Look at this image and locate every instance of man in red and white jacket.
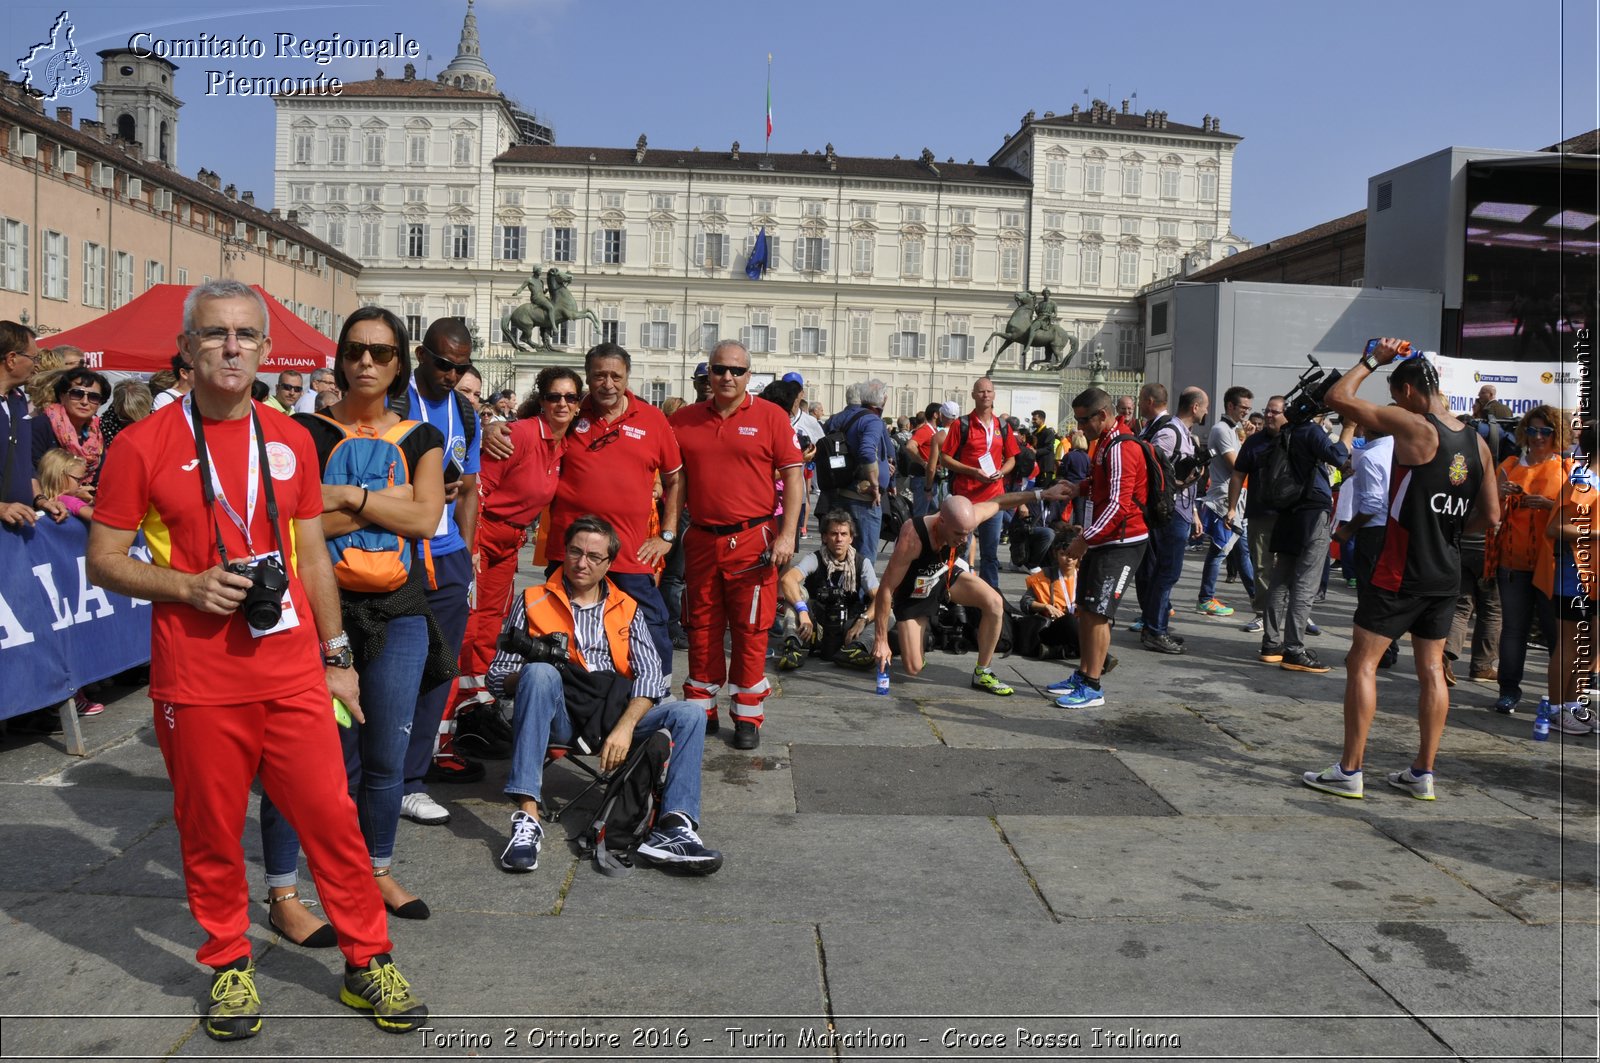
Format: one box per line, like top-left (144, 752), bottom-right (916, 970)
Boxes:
top-left (1048, 387), bottom-right (1149, 708)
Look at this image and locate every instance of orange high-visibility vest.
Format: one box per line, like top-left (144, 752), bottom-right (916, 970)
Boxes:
top-left (521, 574), bottom-right (635, 678)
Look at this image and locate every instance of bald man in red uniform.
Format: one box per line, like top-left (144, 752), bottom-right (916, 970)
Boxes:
top-left (669, 340), bottom-right (804, 750)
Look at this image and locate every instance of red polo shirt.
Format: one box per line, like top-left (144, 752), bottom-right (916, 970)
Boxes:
top-left (479, 415), bottom-right (565, 527)
top-left (910, 421), bottom-right (943, 465)
top-left (547, 392), bottom-right (682, 574)
top-left (92, 401), bottom-right (325, 706)
top-left (941, 411), bottom-right (1020, 504)
top-left (670, 394), bottom-right (803, 526)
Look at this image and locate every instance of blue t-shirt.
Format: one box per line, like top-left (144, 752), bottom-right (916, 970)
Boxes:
top-left (408, 383), bottom-right (479, 556)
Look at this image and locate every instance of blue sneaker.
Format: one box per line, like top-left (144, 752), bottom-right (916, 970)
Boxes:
top-left (1128, 618), bottom-right (1146, 633)
top-left (636, 813), bottom-right (724, 875)
top-left (1054, 676), bottom-right (1106, 709)
top-left (1493, 695), bottom-right (1519, 715)
top-left (499, 810), bottom-right (543, 872)
top-left (1045, 674), bottom-right (1081, 697)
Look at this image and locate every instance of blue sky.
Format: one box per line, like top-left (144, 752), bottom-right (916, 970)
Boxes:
top-left (8, 0), bottom-right (1596, 245)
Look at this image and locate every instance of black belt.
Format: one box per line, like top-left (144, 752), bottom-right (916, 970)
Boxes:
top-left (694, 515), bottom-right (772, 536)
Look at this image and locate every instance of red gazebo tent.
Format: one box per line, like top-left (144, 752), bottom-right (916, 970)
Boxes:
top-left (50, 284), bottom-right (335, 374)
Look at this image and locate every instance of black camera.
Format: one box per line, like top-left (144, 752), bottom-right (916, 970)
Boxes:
top-left (1174, 441), bottom-right (1212, 484)
top-left (227, 556), bottom-right (289, 631)
top-left (499, 628), bottom-right (571, 667)
top-left (809, 585), bottom-right (856, 661)
top-left (1284, 354), bottom-right (1343, 426)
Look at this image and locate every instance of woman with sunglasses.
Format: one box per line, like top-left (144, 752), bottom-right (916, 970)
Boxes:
top-left (458, 367), bottom-right (581, 688)
top-left (31, 367), bottom-right (111, 482)
top-left (257, 307), bottom-right (454, 946)
top-left (1490, 405), bottom-right (1572, 713)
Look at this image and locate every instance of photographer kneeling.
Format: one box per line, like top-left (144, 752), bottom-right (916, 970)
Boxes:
top-left (777, 510), bottom-right (881, 671)
top-left (485, 516), bottom-right (722, 875)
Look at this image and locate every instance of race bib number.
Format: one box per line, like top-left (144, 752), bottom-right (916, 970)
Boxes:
top-left (911, 564), bottom-right (950, 599)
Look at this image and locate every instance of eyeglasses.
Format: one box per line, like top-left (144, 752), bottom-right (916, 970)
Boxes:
top-left (542, 391), bottom-right (580, 404)
top-left (708, 364), bottom-right (749, 377)
top-left (1526, 426), bottom-right (1555, 438)
top-left (8, 348), bottom-right (37, 364)
top-left (277, 383), bottom-right (304, 393)
top-left (587, 427), bottom-right (621, 452)
top-left (422, 349), bottom-right (472, 377)
top-left (189, 328), bottom-right (264, 351)
top-left (339, 342), bottom-right (400, 365)
top-left (65, 388), bottom-right (105, 403)
top-left (569, 550), bottom-right (611, 567)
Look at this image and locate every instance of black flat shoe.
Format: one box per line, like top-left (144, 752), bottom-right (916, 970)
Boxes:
top-left (373, 869), bottom-right (430, 920)
top-left (265, 890), bottom-right (337, 948)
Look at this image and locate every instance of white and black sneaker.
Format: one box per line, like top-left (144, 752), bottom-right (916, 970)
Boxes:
top-left (1302, 763), bottom-right (1363, 799)
top-left (636, 813), bottom-right (724, 875)
top-left (499, 811), bottom-right (543, 873)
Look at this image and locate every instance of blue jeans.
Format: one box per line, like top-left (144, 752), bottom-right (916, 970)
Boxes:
top-left (845, 499), bottom-right (882, 560)
top-left (1198, 515), bottom-right (1257, 602)
top-left (1497, 567), bottom-right (1555, 703)
top-left (975, 510), bottom-right (1003, 590)
top-left (660, 536), bottom-right (686, 630)
top-left (609, 572), bottom-right (674, 682)
top-left (910, 476), bottom-right (929, 517)
top-left (1140, 511), bottom-right (1192, 634)
top-left (504, 662), bottom-right (704, 823)
top-left (262, 614), bottom-right (429, 882)
top-left (405, 547), bottom-right (472, 793)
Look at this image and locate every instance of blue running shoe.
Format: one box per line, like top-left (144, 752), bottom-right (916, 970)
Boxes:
top-left (498, 810), bottom-right (543, 872)
top-left (1045, 674), bottom-right (1083, 697)
top-left (636, 813), bottom-right (724, 875)
top-left (1054, 676), bottom-right (1106, 709)
top-left (1128, 618), bottom-right (1145, 633)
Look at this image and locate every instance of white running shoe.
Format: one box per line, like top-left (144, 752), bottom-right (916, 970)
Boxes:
top-left (1554, 706), bottom-right (1594, 736)
top-left (400, 792), bottom-right (451, 825)
top-left (1302, 763), bottom-right (1363, 798)
top-left (1386, 768), bottom-right (1436, 801)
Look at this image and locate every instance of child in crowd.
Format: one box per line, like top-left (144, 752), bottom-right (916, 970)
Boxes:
top-left (35, 450), bottom-right (102, 717)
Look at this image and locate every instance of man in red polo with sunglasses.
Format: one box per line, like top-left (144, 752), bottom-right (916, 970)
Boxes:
top-left (544, 342), bottom-right (683, 683)
top-left (670, 339), bottom-right (804, 749)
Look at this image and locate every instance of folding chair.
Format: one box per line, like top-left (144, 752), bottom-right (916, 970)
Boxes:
top-left (540, 743), bottom-right (607, 823)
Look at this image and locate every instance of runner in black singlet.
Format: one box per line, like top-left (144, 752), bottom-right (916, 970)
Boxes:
top-left (1300, 342), bottom-right (1500, 803)
top-left (873, 484), bottom-right (1071, 692)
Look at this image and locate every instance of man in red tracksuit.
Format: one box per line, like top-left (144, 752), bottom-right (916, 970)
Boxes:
top-left (669, 339), bottom-right (804, 750)
top-left (1048, 387), bottom-right (1150, 709)
top-left (86, 280), bottom-right (427, 1041)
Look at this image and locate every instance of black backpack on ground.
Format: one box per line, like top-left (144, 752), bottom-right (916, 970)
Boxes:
top-left (817, 407), bottom-right (874, 492)
top-left (880, 491), bottom-right (912, 542)
top-left (577, 727), bottom-right (673, 877)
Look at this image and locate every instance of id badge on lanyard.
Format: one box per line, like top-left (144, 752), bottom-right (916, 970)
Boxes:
top-left (411, 384), bottom-right (456, 538)
top-left (975, 417), bottom-right (998, 478)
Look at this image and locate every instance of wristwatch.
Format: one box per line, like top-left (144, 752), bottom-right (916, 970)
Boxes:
top-left (321, 633), bottom-right (353, 669)
top-left (660, 529), bottom-right (676, 543)
top-left (1360, 352), bottom-right (1381, 373)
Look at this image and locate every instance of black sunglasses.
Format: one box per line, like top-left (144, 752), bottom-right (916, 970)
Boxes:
top-left (542, 391), bottom-right (580, 404)
top-left (339, 342), bottom-right (400, 364)
top-left (708, 364), bottom-right (749, 378)
top-left (587, 427), bottom-right (621, 452)
top-left (422, 348), bottom-right (472, 377)
top-left (277, 383), bottom-right (304, 393)
top-left (65, 387), bottom-right (105, 403)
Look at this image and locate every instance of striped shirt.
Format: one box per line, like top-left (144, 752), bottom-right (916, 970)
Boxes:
top-left (485, 579), bottom-right (667, 703)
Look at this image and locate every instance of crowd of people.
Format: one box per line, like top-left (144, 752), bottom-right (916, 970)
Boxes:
top-left (1, 283), bottom-right (1594, 1044)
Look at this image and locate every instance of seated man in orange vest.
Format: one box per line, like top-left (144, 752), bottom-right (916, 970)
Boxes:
top-left (484, 515), bottom-right (722, 875)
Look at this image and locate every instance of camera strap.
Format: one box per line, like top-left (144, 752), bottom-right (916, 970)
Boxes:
top-left (184, 394), bottom-right (285, 566)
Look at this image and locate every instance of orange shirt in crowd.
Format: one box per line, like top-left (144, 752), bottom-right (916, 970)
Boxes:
top-left (1496, 454), bottom-right (1573, 572)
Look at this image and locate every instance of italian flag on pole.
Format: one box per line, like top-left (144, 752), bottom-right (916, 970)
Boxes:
top-left (765, 53), bottom-right (773, 143)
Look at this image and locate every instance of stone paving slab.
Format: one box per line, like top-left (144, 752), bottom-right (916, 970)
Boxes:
top-left (0, 784), bottom-right (173, 893)
top-left (1115, 748), bottom-right (1539, 820)
top-left (818, 919), bottom-right (1449, 1059)
top-left (999, 815), bottom-right (1515, 922)
top-left (760, 689), bottom-right (943, 746)
top-left (0, 889), bottom-right (240, 1058)
top-left (920, 696), bottom-right (1248, 754)
top-left (557, 814), bottom-right (1048, 925)
top-left (790, 745), bottom-right (1176, 817)
top-left (164, 914), bottom-right (826, 1059)
top-left (1364, 813), bottom-right (1599, 924)
top-left (1313, 920), bottom-right (1600, 1059)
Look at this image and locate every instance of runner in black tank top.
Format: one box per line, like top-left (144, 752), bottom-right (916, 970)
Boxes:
top-left (890, 514), bottom-right (968, 623)
top-left (1300, 342), bottom-right (1500, 803)
top-left (1370, 414), bottom-right (1482, 596)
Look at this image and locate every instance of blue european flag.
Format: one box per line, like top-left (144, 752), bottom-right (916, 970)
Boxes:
top-left (745, 227), bottom-right (769, 280)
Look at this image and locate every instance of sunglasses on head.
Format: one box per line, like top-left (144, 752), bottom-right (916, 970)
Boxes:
top-left (708, 364), bottom-right (748, 378)
top-left (65, 387), bottom-right (104, 403)
top-left (542, 391), bottom-right (580, 404)
top-left (339, 342), bottom-right (400, 364)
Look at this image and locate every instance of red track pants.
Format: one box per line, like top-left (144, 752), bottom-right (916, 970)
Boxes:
top-left (460, 515), bottom-right (527, 678)
top-left (152, 684), bottom-right (391, 970)
top-left (681, 525), bottom-right (777, 725)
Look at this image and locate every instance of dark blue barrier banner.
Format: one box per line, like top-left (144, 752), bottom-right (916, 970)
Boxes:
top-left (0, 519), bottom-right (151, 720)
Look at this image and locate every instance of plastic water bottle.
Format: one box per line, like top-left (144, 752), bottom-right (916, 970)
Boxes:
top-left (875, 665), bottom-right (891, 696)
top-left (1533, 697), bottom-right (1551, 742)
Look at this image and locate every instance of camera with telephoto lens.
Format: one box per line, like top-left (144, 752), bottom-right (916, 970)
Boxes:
top-left (227, 556), bottom-right (288, 631)
top-left (809, 584), bottom-right (857, 661)
top-left (1284, 354), bottom-right (1344, 426)
top-left (498, 628), bottom-right (571, 668)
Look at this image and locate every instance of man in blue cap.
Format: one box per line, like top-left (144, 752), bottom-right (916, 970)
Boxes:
top-left (692, 361), bottom-right (711, 404)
